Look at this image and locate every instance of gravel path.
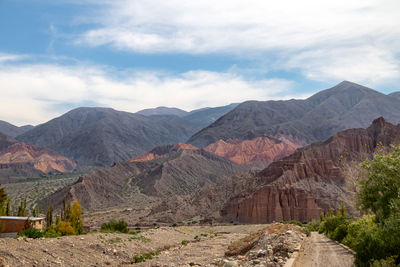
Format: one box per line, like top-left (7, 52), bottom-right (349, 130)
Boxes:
top-left (293, 232), bottom-right (355, 267)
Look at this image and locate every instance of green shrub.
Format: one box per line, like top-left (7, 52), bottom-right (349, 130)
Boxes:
top-left (331, 223), bottom-right (348, 242)
top-left (181, 240), bottom-right (188, 246)
top-left (44, 228), bottom-right (62, 238)
top-left (133, 251), bottom-right (158, 263)
top-left (19, 228), bottom-right (43, 239)
top-left (101, 219), bottom-right (128, 233)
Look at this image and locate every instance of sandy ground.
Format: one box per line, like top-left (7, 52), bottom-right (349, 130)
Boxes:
top-left (293, 232), bottom-right (355, 267)
top-left (0, 224), bottom-right (266, 267)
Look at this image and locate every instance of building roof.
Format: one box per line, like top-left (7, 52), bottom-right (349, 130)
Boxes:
top-left (0, 216), bottom-right (44, 221)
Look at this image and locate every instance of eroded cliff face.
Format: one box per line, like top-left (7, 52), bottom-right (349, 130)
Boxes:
top-left (204, 137), bottom-right (301, 167)
top-left (0, 142), bottom-right (76, 176)
top-left (222, 117), bottom-right (400, 223)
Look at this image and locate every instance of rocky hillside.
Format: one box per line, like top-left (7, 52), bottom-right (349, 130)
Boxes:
top-left (221, 117), bottom-right (400, 223)
top-left (389, 91), bottom-right (400, 99)
top-left (188, 81), bottom-right (400, 147)
top-left (39, 147), bottom-right (244, 221)
top-left (204, 136), bottom-right (301, 168)
top-left (0, 132), bottom-right (76, 183)
top-left (0, 120), bottom-right (33, 138)
top-left (16, 107), bottom-right (197, 167)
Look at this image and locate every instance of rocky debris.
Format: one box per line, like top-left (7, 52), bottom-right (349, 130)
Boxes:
top-left (222, 118), bottom-right (400, 223)
top-left (218, 224), bottom-right (305, 267)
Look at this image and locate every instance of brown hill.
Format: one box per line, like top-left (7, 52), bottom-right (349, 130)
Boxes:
top-left (221, 117), bottom-right (400, 223)
top-left (0, 133), bottom-right (76, 183)
top-left (39, 147), bottom-right (244, 221)
top-left (204, 137), bottom-right (301, 168)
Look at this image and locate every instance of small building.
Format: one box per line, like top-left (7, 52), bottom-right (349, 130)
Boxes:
top-left (0, 216), bottom-right (45, 235)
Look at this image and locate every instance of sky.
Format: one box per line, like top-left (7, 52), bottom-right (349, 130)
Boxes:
top-left (0, 0), bottom-right (399, 126)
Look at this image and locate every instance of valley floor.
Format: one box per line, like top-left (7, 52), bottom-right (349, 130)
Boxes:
top-left (0, 225), bottom-right (355, 267)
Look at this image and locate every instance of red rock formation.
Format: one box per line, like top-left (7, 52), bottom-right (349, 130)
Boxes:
top-left (204, 137), bottom-right (300, 166)
top-left (0, 142), bottom-right (76, 174)
top-left (222, 117), bottom-right (400, 223)
top-left (130, 143), bottom-right (198, 162)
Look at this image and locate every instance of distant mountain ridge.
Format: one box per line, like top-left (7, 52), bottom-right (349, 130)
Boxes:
top-left (0, 120), bottom-right (34, 138)
top-left (16, 107), bottom-right (198, 166)
top-left (188, 81), bottom-right (400, 147)
top-left (137, 106), bottom-right (188, 117)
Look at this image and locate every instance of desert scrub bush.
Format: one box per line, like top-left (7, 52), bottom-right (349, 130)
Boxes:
top-left (100, 219), bottom-right (128, 233)
top-left (181, 240), bottom-right (188, 246)
top-left (19, 228), bottom-right (43, 239)
top-left (133, 251), bottom-right (159, 263)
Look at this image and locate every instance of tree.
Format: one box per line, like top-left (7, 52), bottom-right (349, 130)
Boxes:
top-left (32, 204), bottom-right (39, 217)
top-left (341, 199), bottom-right (347, 217)
top-left (17, 199), bottom-right (27, 217)
top-left (359, 145), bottom-right (400, 222)
top-left (0, 185), bottom-right (6, 204)
top-left (46, 206), bottom-right (53, 228)
top-left (6, 199), bottom-right (10, 216)
top-left (0, 185), bottom-right (7, 216)
top-left (70, 200), bottom-right (83, 234)
top-left (62, 199), bottom-right (71, 221)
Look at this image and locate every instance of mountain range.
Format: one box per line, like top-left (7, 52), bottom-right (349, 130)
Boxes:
top-left (137, 103), bottom-right (239, 131)
top-left (39, 117), bottom-right (400, 224)
top-left (0, 80), bottom-right (398, 178)
top-left (188, 81), bottom-right (400, 147)
top-left (16, 108), bottom-right (197, 166)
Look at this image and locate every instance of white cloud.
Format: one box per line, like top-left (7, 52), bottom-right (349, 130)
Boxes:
top-left (76, 0), bottom-right (400, 84)
top-left (283, 46), bottom-right (400, 86)
top-left (0, 63), bottom-right (296, 126)
top-left (0, 53), bottom-right (27, 63)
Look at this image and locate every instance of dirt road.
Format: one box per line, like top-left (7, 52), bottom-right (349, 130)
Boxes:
top-left (293, 232), bottom-right (355, 267)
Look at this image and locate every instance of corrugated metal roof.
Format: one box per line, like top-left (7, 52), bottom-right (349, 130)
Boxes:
top-left (0, 216), bottom-right (44, 221)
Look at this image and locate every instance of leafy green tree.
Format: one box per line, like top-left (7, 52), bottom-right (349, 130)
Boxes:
top-left (359, 146), bottom-right (400, 222)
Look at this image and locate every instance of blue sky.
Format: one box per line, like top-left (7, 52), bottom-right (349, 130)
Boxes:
top-left (0, 0), bottom-right (399, 125)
